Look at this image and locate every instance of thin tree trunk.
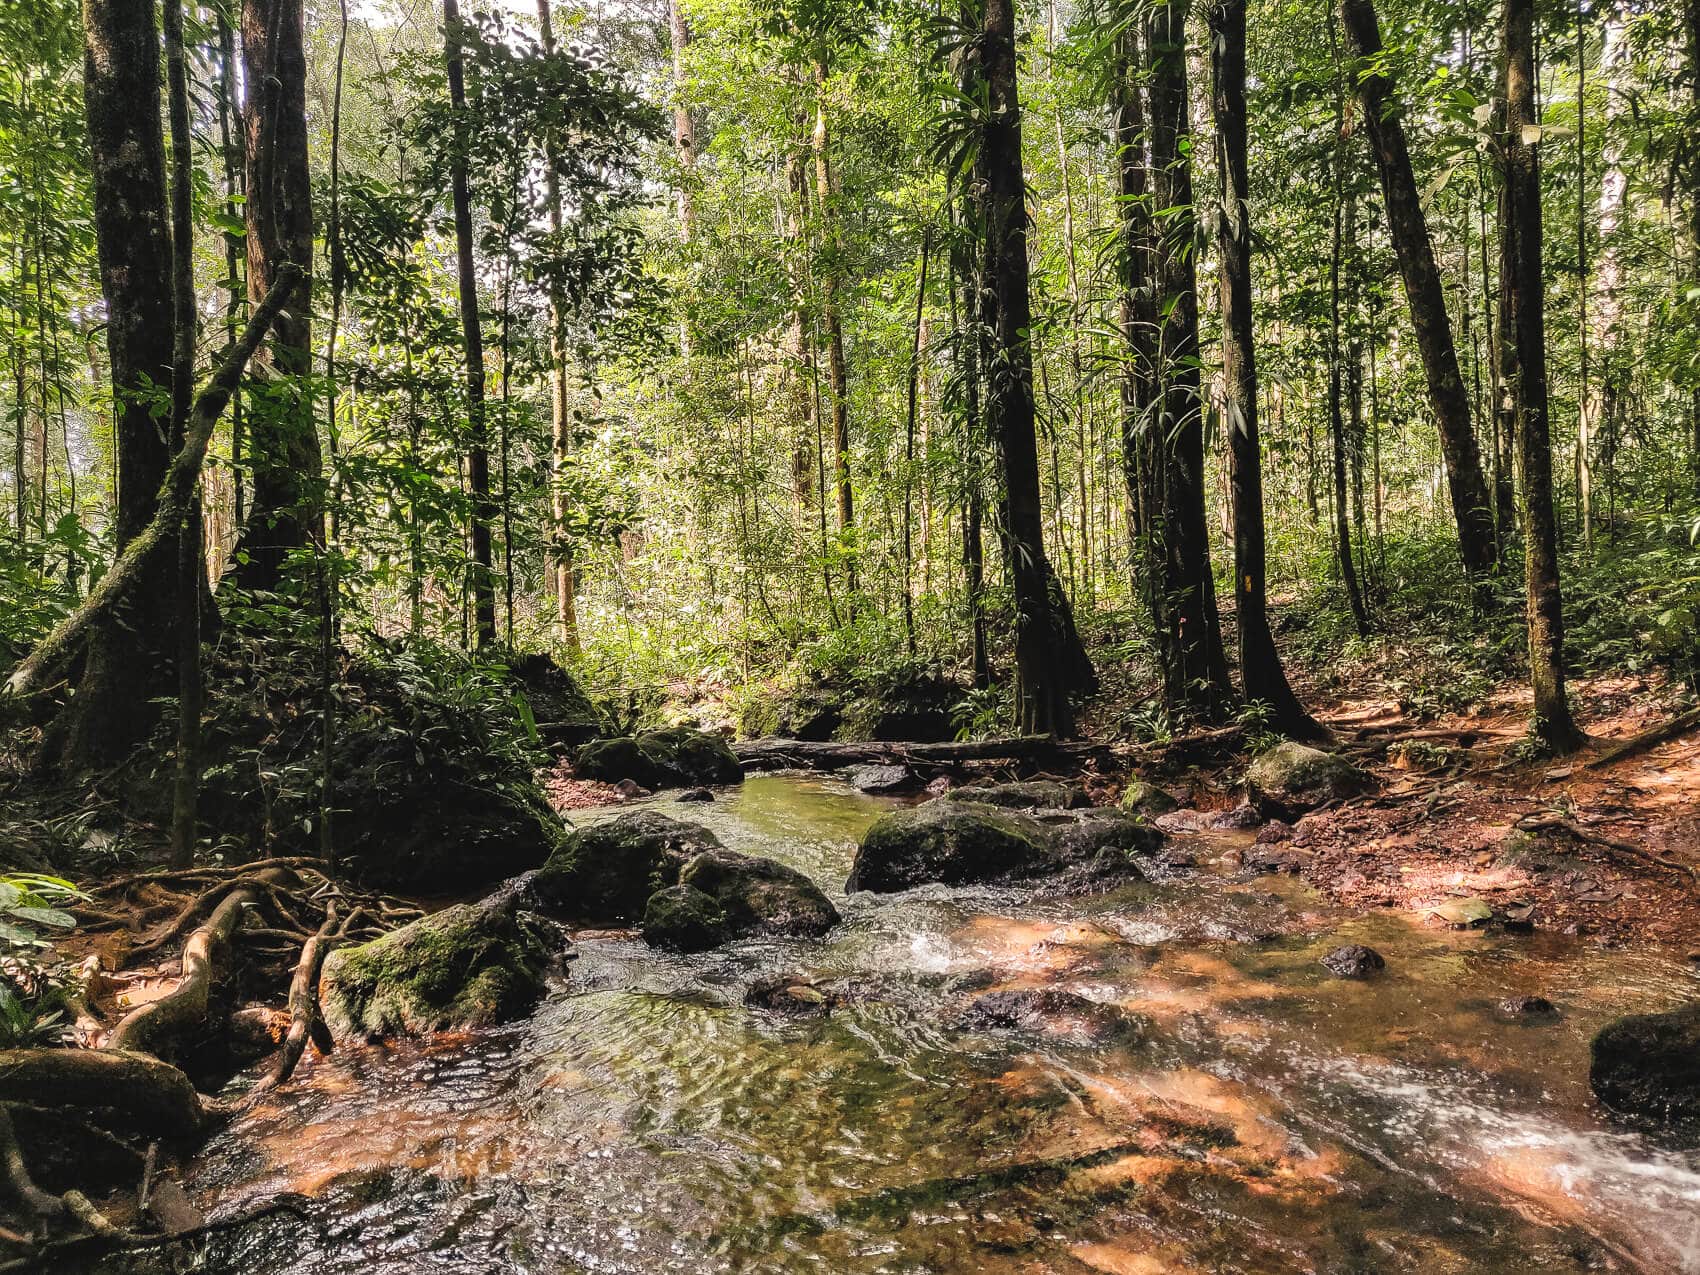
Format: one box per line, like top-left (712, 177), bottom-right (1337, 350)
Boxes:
top-left (165, 0), bottom-right (200, 867)
top-left (1503, 0), bottom-right (1582, 751)
top-left (1339, 0), bottom-right (1498, 581)
top-left (1209, 0), bottom-right (1317, 736)
top-left (667, 0), bottom-right (695, 359)
top-left (1327, 49), bottom-right (1370, 634)
top-left (902, 230), bottom-right (930, 656)
top-left (237, 0), bottom-right (321, 592)
top-left (813, 61), bottom-right (856, 602)
top-left (973, 0), bottom-right (1095, 734)
top-left (442, 0), bottom-right (496, 647)
top-left (1147, 0), bottom-right (1235, 718)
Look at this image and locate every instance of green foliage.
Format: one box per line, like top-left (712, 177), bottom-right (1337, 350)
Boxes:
top-left (0, 873), bottom-right (83, 950)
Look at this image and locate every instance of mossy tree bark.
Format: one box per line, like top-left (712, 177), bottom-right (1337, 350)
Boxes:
top-left (237, 0), bottom-right (323, 592)
top-left (1339, 0), bottom-right (1499, 583)
top-left (1145, 0), bottom-right (1235, 719)
top-left (971, 0), bottom-right (1096, 735)
top-left (1501, 0), bottom-right (1582, 752)
top-left (1209, 0), bottom-right (1319, 737)
top-left (59, 0), bottom-right (180, 768)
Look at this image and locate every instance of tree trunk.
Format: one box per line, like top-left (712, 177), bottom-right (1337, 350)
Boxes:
top-left (59, 0), bottom-right (179, 768)
top-left (813, 62), bottom-right (856, 601)
top-left (1339, 0), bottom-right (1498, 581)
top-left (442, 0), bottom-right (496, 647)
top-left (1502, 0), bottom-right (1582, 752)
top-left (1146, 0), bottom-right (1234, 718)
top-left (1113, 22), bottom-right (1158, 604)
top-left (668, 0), bottom-right (695, 359)
top-left (237, 0), bottom-right (321, 592)
top-left (1209, 0), bottom-right (1317, 736)
top-left (784, 113), bottom-right (817, 508)
top-left (537, 0), bottom-right (580, 653)
top-left (973, 0), bottom-right (1096, 735)
top-left (1328, 75), bottom-right (1370, 634)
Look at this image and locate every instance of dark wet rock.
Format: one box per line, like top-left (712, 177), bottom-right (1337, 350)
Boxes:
top-left (615, 778), bottom-right (651, 800)
top-left (1245, 844), bottom-right (1309, 875)
top-left (502, 650), bottom-right (605, 746)
top-left (946, 780), bottom-right (1086, 810)
top-left (954, 988), bottom-right (1148, 1045)
top-left (744, 974), bottom-right (838, 1016)
top-left (1591, 1001), bottom-right (1700, 1123)
top-left (676, 787), bottom-right (714, 802)
top-left (641, 885), bottom-right (730, 952)
top-left (321, 892), bottom-right (557, 1041)
top-left (1119, 777), bottom-right (1180, 817)
top-left (678, 846), bottom-right (840, 939)
top-left (1153, 808), bottom-right (1211, 834)
top-left (1499, 995), bottom-right (1558, 1019)
top-left (576, 726), bottom-right (742, 790)
top-left (847, 800), bottom-right (1164, 893)
top-left (1246, 742), bottom-right (1375, 819)
top-left (1254, 820), bottom-right (1294, 845)
top-left (532, 811), bottom-right (723, 922)
top-left (1321, 944), bottom-right (1386, 978)
top-left (1207, 800), bottom-right (1265, 830)
top-left (848, 763), bottom-right (920, 794)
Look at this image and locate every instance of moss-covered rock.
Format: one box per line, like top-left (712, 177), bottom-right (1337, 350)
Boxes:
top-left (848, 799), bottom-right (1162, 894)
top-left (1246, 742), bottom-right (1374, 819)
top-left (678, 847), bottom-right (839, 939)
top-left (945, 780), bottom-right (1085, 810)
top-left (641, 885), bottom-right (730, 952)
top-left (835, 669), bottom-right (961, 743)
top-left (502, 650), bottom-right (605, 745)
top-left (320, 892), bottom-right (556, 1041)
top-left (575, 727), bottom-right (742, 789)
top-left (1590, 1001), bottom-right (1700, 1124)
top-left (847, 801), bottom-right (1051, 893)
top-left (532, 811), bottom-right (722, 922)
top-left (1119, 778), bottom-right (1180, 817)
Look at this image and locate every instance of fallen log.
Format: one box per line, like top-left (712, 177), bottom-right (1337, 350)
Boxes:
top-left (0, 1049), bottom-right (203, 1140)
top-left (3, 263), bottom-right (302, 703)
top-left (732, 726), bottom-right (1244, 774)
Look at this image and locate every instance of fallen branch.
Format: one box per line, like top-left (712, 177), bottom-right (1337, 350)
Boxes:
top-left (1584, 705), bottom-right (1700, 770)
top-left (3, 263), bottom-right (302, 702)
top-left (731, 727), bottom-right (1244, 774)
top-left (1516, 811), bottom-right (1699, 884)
top-left (109, 868), bottom-right (296, 1058)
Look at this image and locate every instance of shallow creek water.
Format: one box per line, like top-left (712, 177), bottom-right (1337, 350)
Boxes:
top-left (190, 775), bottom-right (1700, 1274)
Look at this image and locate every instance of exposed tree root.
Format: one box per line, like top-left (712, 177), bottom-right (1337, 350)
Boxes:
top-left (109, 868), bottom-right (296, 1057)
top-left (0, 1105), bottom-right (64, 1219)
top-left (1517, 811), bottom-right (1700, 884)
top-left (248, 902), bottom-right (350, 1098)
top-left (1585, 705), bottom-right (1700, 770)
top-left (0, 1049), bottom-right (203, 1139)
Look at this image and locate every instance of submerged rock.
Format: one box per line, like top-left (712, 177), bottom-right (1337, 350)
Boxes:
top-left (676, 787), bottom-right (714, 802)
top-left (1321, 944), bottom-right (1385, 978)
top-left (1119, 778), bottom-right (1180, 817)
top-left (321, 892), bottom-right (557, 1041)
top-left (641, 885), bottom-right (730, 952)
top-left (848, 763), bottom-right (919, 794)
top-left (1590, 1001), bottom-right (1700, 1123)
top-left (745, 974), bottom-right (838, 1017)
top-left (945, 781), bottom-right (1086, 810)
top-left (575, 727), bottom-right (742, 790)
top-left (678, 847), bottom-right (839, 940)
top-left (1246, 742), bottom-right (1374, 819)
top-left (955, 988), bottom-right (1148, 1045)
top-left (1499, 995), bottom-right (1558, 1020)
top-left (846, 799), bottom-right (1161, 893)
top-left (532, 811), bottom-right (723, 922)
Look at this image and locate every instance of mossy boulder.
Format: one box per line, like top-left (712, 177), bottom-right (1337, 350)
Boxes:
top-left (848, 801), bottom-right (1049, 893)
top-left (532, 811), bottom-right (723, 922)
top-left (678, 847), bottom-right (839, 939)
top-left (320, 892), bottom-right (556, 1041)
top-left (1246, 742), bottom-right (1375, 819)
top-left (1590, 1001), bottom-right (1700, 1124)
top-left (641, 885), bottom-right (730, 952)
top-left (945, 780), bottom-right (1085, 810)
top-left (1049, 809), bottom-right (1166, 870)
top-left (1119, 778), bottom-right (1180, 818)
top-left (575, 726), bottom-right (742, 790)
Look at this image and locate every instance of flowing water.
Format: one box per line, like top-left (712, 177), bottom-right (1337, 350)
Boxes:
top-left (190, 774), bottom-right (1700, 1274)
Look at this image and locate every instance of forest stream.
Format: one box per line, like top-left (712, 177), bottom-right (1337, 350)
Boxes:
top-left (181, 774), bottom-right (1700, 1275)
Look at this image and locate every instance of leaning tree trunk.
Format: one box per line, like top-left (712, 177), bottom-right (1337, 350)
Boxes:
top-left (1502, 0), bottom-right (1582, 752)
top-left (237, 0), bottom-right (321, 594)
top-left (442, 0), bottom-right (496, 647)
top-left (57, 0), bottom-right (180, 769)
top-left (1209, 0), bottom-right (1317, 736)
top-left (974, 0), bottom-right (1096, 735)
top-left (1146, 0), bottom-right (1235, 719)
top-left (1339, 0), bottom-right (1498, 583)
